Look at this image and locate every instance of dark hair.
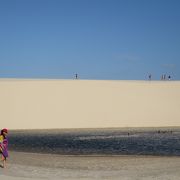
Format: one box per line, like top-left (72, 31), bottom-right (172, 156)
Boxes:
top-left (1, 129), bottom-right (8, 135)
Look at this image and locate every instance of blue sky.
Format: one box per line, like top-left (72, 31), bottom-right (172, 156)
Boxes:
top-left (0, 0), bottom-right (180, 80)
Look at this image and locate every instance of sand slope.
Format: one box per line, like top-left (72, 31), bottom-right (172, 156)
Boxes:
top-left (0, 79), bottom-right (180, 129)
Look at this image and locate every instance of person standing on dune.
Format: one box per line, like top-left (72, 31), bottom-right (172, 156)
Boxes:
top-left (0, 128), bottom-right (9, 168)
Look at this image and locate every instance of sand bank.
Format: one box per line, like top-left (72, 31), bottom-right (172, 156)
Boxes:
top-left (0, 79), bottom-right (180, 129)
top-left (0, 151), bottom-right (180, 180)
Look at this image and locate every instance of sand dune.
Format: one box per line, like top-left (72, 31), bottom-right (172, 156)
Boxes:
top-left (0, 79), bottom-right (180, 129)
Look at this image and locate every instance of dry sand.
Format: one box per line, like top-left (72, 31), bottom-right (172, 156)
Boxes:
top-left (0, 79), bottom-right (180, 129)
top-left (0, 151), bottom-right (180, 180)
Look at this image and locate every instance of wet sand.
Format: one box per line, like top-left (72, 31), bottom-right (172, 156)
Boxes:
top-left (1, 151), bottom-right (180, 180)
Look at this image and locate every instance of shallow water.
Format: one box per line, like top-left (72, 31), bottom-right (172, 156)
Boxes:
top-left (9, 127), bottom-right (180, 155)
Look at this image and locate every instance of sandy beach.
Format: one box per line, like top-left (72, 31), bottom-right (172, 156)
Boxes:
top-left (0, 151), bottom-right (180, 180)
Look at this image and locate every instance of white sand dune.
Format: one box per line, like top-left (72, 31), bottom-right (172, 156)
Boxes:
top-left (0, 79), bottom-right (180, 129)
top-left (0, 151), bottom-right (180, 180)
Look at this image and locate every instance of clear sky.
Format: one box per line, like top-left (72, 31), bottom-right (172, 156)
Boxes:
top-left (0, 0), bottom-right (180, 80)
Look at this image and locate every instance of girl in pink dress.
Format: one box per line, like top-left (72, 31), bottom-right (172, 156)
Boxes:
top-left (0, 128), bottom-right (8, 168)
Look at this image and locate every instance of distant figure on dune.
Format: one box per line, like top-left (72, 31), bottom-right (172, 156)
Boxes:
top-left (148, 74), bottom-right (152, 80)
top-left (161, 75), bottom-right (163, 80)
top-left (168, 75), bottom-right (171, 81)
top-left (161, 74), bottom-right (166, 80)
top-left (0, 128), bottom-right (9, 168)
top-left (75, 73), bottom-right (78, 79)
top-left (164, 74), bottom-right (166, 80)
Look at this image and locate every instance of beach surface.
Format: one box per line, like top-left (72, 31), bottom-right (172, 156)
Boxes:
top-left (1, 151), bottom-right (180, 180)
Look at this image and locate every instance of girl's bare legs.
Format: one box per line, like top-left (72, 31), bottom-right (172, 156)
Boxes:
top-left (1, 154), bottom-right (6, 168)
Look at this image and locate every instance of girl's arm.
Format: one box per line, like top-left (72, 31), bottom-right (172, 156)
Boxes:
top-left (0, 144), bottom-right (3, 152)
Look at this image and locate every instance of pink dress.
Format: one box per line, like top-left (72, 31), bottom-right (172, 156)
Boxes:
top-left (0, 136), bottom-right (8, 158)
